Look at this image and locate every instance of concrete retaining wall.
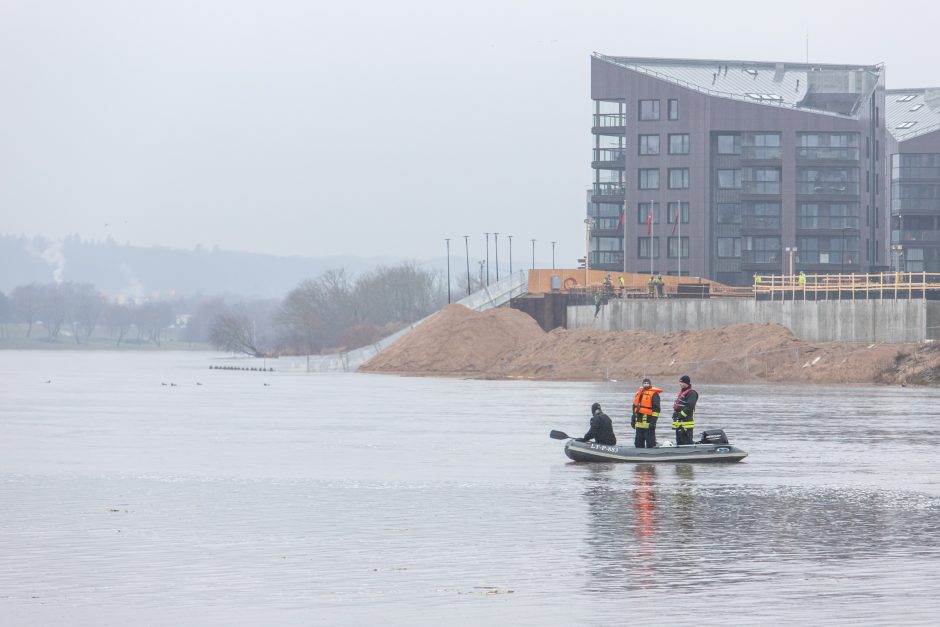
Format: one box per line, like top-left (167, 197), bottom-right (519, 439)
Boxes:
top-left (569, 299), bottom-right (940, 343)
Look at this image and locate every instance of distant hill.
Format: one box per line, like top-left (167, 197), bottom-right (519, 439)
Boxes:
top-left (0, 234), bottom-right (423, 299)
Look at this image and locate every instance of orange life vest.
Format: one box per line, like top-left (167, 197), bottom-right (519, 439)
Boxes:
top-left (633, 387), bottom-right (662, 416)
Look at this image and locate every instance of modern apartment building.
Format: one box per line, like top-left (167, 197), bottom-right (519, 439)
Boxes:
top-left (588, 54), bottom-right (888, 285)
top-left (886, 89), bottom-right (940, 272)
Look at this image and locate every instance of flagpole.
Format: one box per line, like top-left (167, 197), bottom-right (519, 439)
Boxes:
top-left (622, 197), bottom-right (627, 274)
top-left (678, 202), bottom-right (681, 279)
top-left (651, 198), bottom-right (654, 278)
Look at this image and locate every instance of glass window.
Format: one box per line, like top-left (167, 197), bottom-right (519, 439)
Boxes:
top-left (668, 99), bottom-right (679, 121)
top-left (596, 237), bottom-right (623, 251)
top-left (717, 237), bottom-right (741, 258)
top-left (668, 236), bottom-right (689, 258)
top-left (752, 133), bottom-right (781, 147)
top-left (637, 202), bottom-right (661, 224)
top-left (639, 100), bottom-right (660, 121)
top-left (638, 168), bottom-right (660, 190)
top-left (668, 168), bottom-right (689, 189)
top-left (669, 134), bottom-right (690, 155)
top-left (717, 134), bottom-right (741, 155)
top-left (639, 135), bottom-right (660, 155)
top-left (718, 203), bottom-right (741, 224)
top-left (667, 202), bottom-right (690, 224)
top-left (638, 237), bottom-right (660, 258)
top-left (718, 169), bottom-right (742, 189)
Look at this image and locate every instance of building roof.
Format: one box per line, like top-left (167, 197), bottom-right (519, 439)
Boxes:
top-left (595, 54), bottom-right (883, 119)
top-left (886, 89), bottom-right (940, 141)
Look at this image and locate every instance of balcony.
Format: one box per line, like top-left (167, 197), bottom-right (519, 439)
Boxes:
top-left (741, 250), bottom-right (781, 265)
top-left (590, 251), bottom-right (624, 266)
top-left (797, 251), bottom-right (860, 266)
top-left (797, 217), bottom-right (861, 230)
top-left (797, 147), bottom-right (860, 161)
top-left (592, 114), bottom-right (625, 133)
top-left (742, 181), bottom-right (781, 195)
top-left (592, 148), bottom-right (626, 168)
top-left (796, 182), bottom-right (860, 196)
top-left (593, 182), bottom-right (626, 197)
top-left (742, 146), bottom-right (783, 160)
top-left (897, 229), bottom-right (940, 243)
top-left (741, 216), bottom-right (781, 231)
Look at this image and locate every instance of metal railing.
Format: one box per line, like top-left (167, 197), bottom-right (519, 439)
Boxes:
top-left (797, 147), bottom-right (860, 160)
top-left (796, 182), bottom-right (860, 195)
top-left (752, 271), bottom-right (940, 300)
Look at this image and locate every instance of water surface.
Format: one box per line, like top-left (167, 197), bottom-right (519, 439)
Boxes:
top-left (1, 351), bottom-right (938, 625)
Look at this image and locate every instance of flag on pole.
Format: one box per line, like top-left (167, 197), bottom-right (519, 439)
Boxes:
top-left (647, 207), bottom-right (653, 237)
top-left (672, 204), bottom-right (680, 235)
top-left (618, 210), bottom-right (626, 231)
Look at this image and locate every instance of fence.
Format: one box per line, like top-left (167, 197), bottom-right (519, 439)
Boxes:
top-left (754, 271), bottom-right (940, 301)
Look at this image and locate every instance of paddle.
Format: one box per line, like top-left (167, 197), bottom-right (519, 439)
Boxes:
top-left (550, 430), bottom-right (573, 440)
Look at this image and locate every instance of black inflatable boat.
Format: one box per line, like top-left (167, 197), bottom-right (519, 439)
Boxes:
top-left (554, 429), bottom-right (748, 463)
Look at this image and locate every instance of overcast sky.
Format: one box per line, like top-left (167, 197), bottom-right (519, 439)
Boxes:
top-left (2, 0), bottom-right (938, 267)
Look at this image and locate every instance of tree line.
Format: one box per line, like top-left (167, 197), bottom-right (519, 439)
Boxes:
top-left (0, 262), bottom-right (466, 354)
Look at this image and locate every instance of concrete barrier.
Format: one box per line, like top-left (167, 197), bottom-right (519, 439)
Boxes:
top-left (569, 299), bottom-right (939, 343)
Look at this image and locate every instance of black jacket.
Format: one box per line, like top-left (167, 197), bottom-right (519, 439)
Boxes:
top-left (673, 389), bottom-right (698, 420)
top-left (583, 411), bottom-right (617, 445)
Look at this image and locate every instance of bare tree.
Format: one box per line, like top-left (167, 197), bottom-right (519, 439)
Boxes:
top-left (38, 283), bottom-right (73, 342)
top-left (209, 313), bottom-right (264, 357)
top-left (71, 283), bottom-right (105, 343)
top-left (0, 290), bottom-right (8, 339)
top-left (11, 284), bottom-right (41, 337)
top-left (103, 303), bottom-right (135, 346)
top-left (276, 269), bottom-right (352, 354)
top-left (134, 302), bottom-right (175, 345)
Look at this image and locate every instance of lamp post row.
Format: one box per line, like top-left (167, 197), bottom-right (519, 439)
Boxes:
top-left (447, 234), bottom-right (556, 297)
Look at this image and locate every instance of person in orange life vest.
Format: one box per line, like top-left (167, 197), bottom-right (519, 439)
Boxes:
top-left (672, 375), bottom-right (698, 445)
top-left (631, 377), bottom-right (662, 448)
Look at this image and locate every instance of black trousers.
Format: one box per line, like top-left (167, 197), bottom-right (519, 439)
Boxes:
top-left (675, 427), bottom-right (694, 445)
top-left (634, 426), bottom-right (656, 448)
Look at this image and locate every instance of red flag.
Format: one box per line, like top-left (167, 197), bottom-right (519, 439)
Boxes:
top-left (647, 207), bottom-right (653, 237)
top-left (618, 211), bottom-right (625, 231)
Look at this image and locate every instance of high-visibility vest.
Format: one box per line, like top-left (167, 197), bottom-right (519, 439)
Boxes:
top-left (672, 387), bottom-right (696, 429)
top-left (632, 387), bottom-right (662, 429)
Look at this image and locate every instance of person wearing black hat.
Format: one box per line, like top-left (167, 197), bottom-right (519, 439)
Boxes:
top-left (578, 402), bottom-right (617, 446)
top-left (672, 375), bottom-right (697, 445)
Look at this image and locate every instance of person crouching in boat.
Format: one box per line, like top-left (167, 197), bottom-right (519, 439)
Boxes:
top-left (632, 377), bottom-right (662, 448)
top-left (577, 402), bottom-right (617, 446)
top-left (672, 375), bottom-right (697, 445)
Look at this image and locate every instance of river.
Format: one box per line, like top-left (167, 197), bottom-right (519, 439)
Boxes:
top-left (1, 350), bottom-right (938, 625)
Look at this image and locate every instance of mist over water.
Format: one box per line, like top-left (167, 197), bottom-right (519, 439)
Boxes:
top-left (1, 351), bottom-right (939, 625)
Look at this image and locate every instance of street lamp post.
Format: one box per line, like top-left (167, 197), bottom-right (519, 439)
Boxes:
top-left (463, 235), bottom-right (471, 295)
top-left (551, 241), bottom-right (557, 269)
top-left (485, 233), bottom-right (490, 286)
top-left (494, 232), bottom-right (499, 281)
top-left (445, 238), bottom-right (451, 304)
top-left (507, 235), bottom-right (513, 274)
top-left (478, 259), bottom-right (485, 287)
top-left (584, 218), bottom-right (593, 287)
top-left (785, 246), bottom-right (798, 280)
top-left (531, 239), bottom-right (536, 270)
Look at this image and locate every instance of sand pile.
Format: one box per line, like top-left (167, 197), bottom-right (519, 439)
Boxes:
top-left (362, 304), bottom-right (545, 377)
top-left (360, 304), bottom-right (940, 385)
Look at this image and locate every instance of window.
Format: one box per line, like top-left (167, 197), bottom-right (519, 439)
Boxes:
top-left (668, 236), bottom-right (689, 258)
top-left (897, 94), bottom-right (916, 102)
top-left (718, 203), bottom-right (741, 224)
top-left (717, 134), bottom-right (741, 155)
top-left (668, 168), bottom-right (689, 189)
top-left (589, 202), bottom-right (623, 218)
top-left (669, 134), bottom-right (690, 155)
top-left (639, 134), bottom-right (660, 155)
top-left (637, 202), bottom-right (661, 224)
top-left (743, 236), bottom-right (780, 263)
top-left (752, 133), bottom-right (781, 147)
top-left (910, 104), bottom-right (924, 112)
top-left (745, 202), bottom-right (781, 229)
top-left (717, 237), bottom-right (741, 258)
top-left (638, 237), bottom-right (660, 258)
top-left (667, 201), bottom-right (690, 224)
top-left (745, 93), bottom-right (783, 102)
top-left (595, 237), bottom-right (623, 251)
top-left (718, 169), bottom-right (742, 189)
top-left (668, 99), bottom-right (679, 120)
top-left (896, 121), bottom-right (917, 130)
top-left (639, 99), bottom-right (660, 121)
top-left (638, 168), bottom-right (660, 189)
top-left (745, 167), bottom-right (781, 194)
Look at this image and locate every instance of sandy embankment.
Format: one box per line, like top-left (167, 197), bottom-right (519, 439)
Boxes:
top-left (360, 304), bottom-right (940, 385)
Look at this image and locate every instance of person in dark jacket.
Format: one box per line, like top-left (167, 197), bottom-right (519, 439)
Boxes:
top-left (672, 375), bottom-right (698, 445)
top-left (578, 402), bottom-right (617, 445)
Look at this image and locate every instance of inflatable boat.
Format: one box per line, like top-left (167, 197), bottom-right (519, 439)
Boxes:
top-left (552, 429), bottom-right (747, 463)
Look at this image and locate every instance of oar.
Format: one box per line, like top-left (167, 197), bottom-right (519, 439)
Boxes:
top-left (550, 430), bottom-right (573, 440)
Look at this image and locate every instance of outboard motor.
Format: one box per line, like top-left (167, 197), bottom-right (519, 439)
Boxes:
top-left (699, 429), bottom-right (729, 444)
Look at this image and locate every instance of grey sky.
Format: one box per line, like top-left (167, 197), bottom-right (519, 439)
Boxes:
top-left (2, 0), bottom-right (938, 267)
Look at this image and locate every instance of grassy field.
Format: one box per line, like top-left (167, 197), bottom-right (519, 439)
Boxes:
top-left (0, 324), bottom-right (212, 351)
